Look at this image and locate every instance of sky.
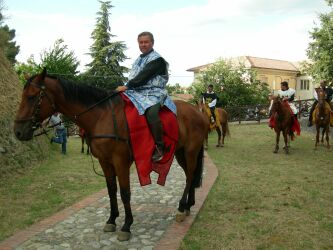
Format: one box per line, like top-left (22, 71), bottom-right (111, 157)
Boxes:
top-left (3, 0), bottom-right (332, 86)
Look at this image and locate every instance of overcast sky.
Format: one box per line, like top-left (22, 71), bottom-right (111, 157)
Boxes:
top-left (4, 0), bottom-right (331, 86)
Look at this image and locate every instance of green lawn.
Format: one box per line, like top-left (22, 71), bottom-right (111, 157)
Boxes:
top-left (180, 123), bottom-right (333, 250)
top-left (1, 124), bottom-right (332, 249)
top-left (0, 136), bottom-right (105, 241)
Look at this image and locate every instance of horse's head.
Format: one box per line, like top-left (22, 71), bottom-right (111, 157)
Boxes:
top-left (14, 68), bottom-right (57, 141)
top-left (270, 95), bottom-right (282, 114)
top-left (317, 88), bottom-right (327, 103)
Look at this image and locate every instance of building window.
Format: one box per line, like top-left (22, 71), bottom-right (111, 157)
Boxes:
top-left (300, 79), bottom-right (310, 90)
top-left (259, 75), bottom-right (268, 84)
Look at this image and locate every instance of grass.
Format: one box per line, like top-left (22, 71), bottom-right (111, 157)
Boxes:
top-left (1, 124), bottom-right (332, 249)
top-left (180, 123), bottom-right (333, 250)
top-left (0, 136), bottom-right (105, 241)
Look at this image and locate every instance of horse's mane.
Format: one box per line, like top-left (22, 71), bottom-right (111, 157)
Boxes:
top-left (49, 75), bottom-right (119, 108)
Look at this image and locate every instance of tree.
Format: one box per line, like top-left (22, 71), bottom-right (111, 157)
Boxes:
top-left (0, 0), bottom-right (20, 64)
top-left (15, 55), bottom-right (39, 84)
top-left (0, 0), bottom-right (4, 25)
top-left (166, 83), bottom-right (186, 94)
top-left (15, 39), bottom-right (79, 84)
top-left (40, 39), bottom-right (79, 80)
top-left (85, 0), bottom-right (128, 89)
top-left (190, 59), bottom-right (270, 107)
top-left (307, 0), bottom-right (333, 83)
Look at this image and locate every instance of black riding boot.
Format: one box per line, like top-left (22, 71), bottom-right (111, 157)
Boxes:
top-left (210, 107), bottom-right (216, 123)
top-left (149, 121), bottom-right (165, 162)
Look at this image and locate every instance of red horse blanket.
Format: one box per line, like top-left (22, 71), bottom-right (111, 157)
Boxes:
top-left (120, 93), bottom-right (179, 186)
top-left (269, 101), bottom-right (301, 140)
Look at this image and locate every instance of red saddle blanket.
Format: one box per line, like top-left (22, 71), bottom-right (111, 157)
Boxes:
top-left (120, 93), bottom-right (179, 186)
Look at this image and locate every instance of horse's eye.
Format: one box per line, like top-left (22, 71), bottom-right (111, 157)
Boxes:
top-left (27, 95), bottom-right (37, 101)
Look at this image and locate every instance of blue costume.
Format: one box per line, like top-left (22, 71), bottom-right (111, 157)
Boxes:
top-left (123, 49), bottom-right (176, 162)
top-left (124, 50), bottom-right (176, 115)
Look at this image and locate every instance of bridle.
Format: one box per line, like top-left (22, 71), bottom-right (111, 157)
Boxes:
top-left (15, 76), bottom-right (130, 145)
top-left (14, 80), bottom-right (56, 131)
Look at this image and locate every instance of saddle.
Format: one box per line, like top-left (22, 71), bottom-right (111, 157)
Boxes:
top-left (120, 93), bottom-right (179, 186)
top-left (204, 106), bottom-right (221, 130)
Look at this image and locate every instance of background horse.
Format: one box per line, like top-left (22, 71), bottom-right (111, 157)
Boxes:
top-left (14, 69), bottom-right (208, 241)
top-left (197, 99), bottom-right (230, 148)
top-left (314, 88), bottom-right (331, 149)
top-left (270, 96), bottom-right (294, 154)
top-left (79, 127), bottom-right (90, 154)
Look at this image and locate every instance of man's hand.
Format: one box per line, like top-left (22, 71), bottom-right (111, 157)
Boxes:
top-left (116, 86), bottom-right (128, 92)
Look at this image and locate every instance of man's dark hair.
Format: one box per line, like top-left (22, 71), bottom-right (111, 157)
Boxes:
top-left (281, 81), bottom-right (289, 87)
top-left (138, 31), bottom-right (154, 44)
top-left (208, 84), bottom-right (214, 88)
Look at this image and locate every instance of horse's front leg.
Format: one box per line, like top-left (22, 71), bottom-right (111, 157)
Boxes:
top-left (98, 161), bottom-right (119, 233)
top-left (274, 130), bottom-right (280, 153)
top-left (103, 175), bottom-right (119, 232)
top-left (117, 173), bottom-right (133, 241)
top-left (283, 130), bottom-right (289, 154)
top-left (325, 127), bottom-right (330, 149)
top-left (321, 128), bottom-right (325, 144)
top-left (315, 126), bottom-right (320, 149)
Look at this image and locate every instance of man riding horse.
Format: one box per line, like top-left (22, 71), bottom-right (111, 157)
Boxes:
top-left (278, 81), bottom-right (298, 118)
top-left (116, 31), bottom-right (176, 162)
top-left (202, 84), bottom-right (218, 124)
top-left (269, 81), bottom-right (300, 137)
top-left (308, 80), bottom-right (333, 127)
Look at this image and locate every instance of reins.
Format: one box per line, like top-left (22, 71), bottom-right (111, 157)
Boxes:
top-left (20, 76), bottom-right (133, 177)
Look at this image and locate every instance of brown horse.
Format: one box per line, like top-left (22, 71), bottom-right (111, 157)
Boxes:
top-left (13, 69), bottom-right (208, 241)
top-left (314, 88), bottom-right (331, 149)
top-left (270, 96), bottom-right (294, 154)
top-left (197, 99), bottom-right (230, 148)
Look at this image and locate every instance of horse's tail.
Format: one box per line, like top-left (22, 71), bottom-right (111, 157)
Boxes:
top-left (221, 109), bottom-right (231, 137)
top-left (193, 145), bottom-right (204, 188)
top-left (225, 114), bottom-right (230, 137)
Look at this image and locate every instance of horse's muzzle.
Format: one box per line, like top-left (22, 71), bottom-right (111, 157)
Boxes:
top-left (14, 121), bottom-right (34, 141)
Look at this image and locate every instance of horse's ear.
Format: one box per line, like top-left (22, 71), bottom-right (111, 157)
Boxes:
top-left (24, 73), bottom-right (30, 80)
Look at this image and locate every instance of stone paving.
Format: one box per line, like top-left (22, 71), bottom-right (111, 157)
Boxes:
top-left (0, 153), bottom-right (218, 250)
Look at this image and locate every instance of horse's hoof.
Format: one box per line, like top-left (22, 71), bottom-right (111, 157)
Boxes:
top-left (117, 231), bottom-right (131, 241)
top-left (103, 223), bottom-right (116, 232)
top-left (175, 211), bottom-right (186, 222)
top-left (216, 144), bottom-right (220, 147)
top-left (185, 209), bottom-right (191, 216)
top-left (273, 150), bottom-right (278, 154)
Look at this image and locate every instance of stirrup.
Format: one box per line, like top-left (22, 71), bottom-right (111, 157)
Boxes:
top-left (152, 145), bottom-right (164, 162)
top-left (307, 120), bottom-right (313, 127)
